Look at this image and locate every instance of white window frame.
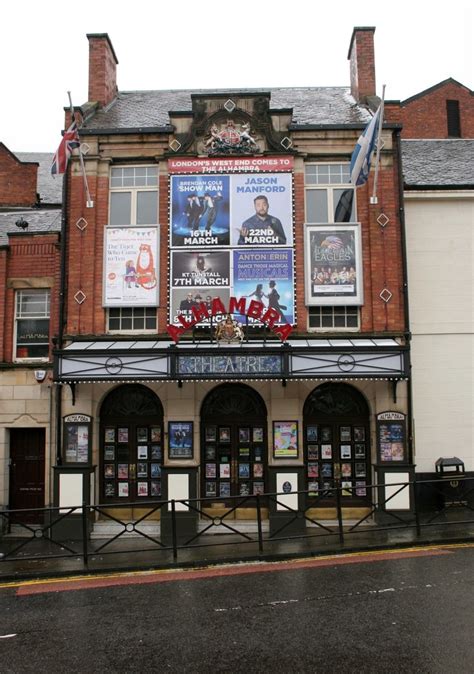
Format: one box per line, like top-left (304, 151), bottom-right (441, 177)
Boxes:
top-left (14, 289), bottom-right (51, 362)
top-left (107, 307), bottom-right (157, 334)
top-left (109, 165), bottom-right (159, 226)
top-left (307, 305), bottom-right (360, 332)
top-left (304, 162), bottom-right (356, 223)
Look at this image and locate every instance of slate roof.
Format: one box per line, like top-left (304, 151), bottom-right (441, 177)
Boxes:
top-left (0, 209), bottom-right (61, 246)
top-left (16, 152), bottom-right (63, 204)
top-left (82, 87), bottom-right (372, 131)
top-left (402, 140), bottom-right (474, 187)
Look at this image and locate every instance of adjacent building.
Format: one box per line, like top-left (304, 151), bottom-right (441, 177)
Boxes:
top-left (0, 145), bottom-right (62, 520)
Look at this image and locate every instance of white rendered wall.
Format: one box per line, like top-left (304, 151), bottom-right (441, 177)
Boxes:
top-left (405, 192), bottom-right (474, 472)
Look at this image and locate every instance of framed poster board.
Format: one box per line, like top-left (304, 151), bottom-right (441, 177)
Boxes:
top-left (376, 412), bottom-right (407, 463)
top-left (273, 421), bottom-right (298, 459)
top-left (63, 414), bottom-right (92, 464)
top-left (304, 223), bottom-right (363, 306)
top-left (168, 422), bottom-right (193, 459)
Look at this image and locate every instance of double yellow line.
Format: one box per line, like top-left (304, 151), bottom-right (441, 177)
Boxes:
top-left (1, 541), bottom-right (472, 592)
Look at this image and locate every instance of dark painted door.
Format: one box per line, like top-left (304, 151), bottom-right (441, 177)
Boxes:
top-left (9, 428), bottom-right (45, 522)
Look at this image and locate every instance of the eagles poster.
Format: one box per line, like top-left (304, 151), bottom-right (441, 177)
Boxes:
top-left (305, 224), bottom-right (363, 305)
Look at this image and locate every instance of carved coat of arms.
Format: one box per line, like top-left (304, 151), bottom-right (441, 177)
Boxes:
top-left (215, 314), bottom-right (244, 343)
top-left (205, 120), bottom-right (258, 155)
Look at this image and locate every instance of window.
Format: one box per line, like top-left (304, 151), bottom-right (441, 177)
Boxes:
top-left (15, 289), bottom-right (50, 360)
top-left (446, 100), bottom-right (461, 137)
top-left (107, 307), bottom-right (157, 333)
top-left (109, 166), bottom-right (158, 225)
top-left (305, 163), bottom-right (356, 223)
top-left (308, 306), bottom-right (359, 331)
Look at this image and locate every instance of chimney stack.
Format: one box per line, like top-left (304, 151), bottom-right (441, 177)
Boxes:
top-left (87, 33), bottom-right (119, 108)
top-left (348, 27), bottom-right (376, 103)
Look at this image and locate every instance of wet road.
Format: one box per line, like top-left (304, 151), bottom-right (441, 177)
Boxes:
top-left (1, 544), bottom-right (473, 673)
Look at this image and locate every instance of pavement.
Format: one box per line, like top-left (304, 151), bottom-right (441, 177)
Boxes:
top-left (1, 509), bottom-right (474, 583)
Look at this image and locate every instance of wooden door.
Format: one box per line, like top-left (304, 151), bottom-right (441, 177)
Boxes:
top-left (9, 428), bottom-right (45, 523)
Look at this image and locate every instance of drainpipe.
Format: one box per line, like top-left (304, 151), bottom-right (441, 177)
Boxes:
top-left (55, 166), bottom-right (70, 466)
top-left (395, 129), bottom-right (414, 464)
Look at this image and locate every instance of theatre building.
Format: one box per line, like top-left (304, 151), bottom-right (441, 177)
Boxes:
top-left (52, 28), bottom-right (411, 525)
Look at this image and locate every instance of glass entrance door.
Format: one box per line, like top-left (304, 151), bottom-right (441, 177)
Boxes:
top-left (202, 423), bottom-right (267, 502)
top-left (304, 422), bottom-right (370, 503)
top-left (101, 422), bottom-right (163, 502)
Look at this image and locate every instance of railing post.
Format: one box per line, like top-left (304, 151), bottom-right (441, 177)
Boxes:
top-left (413, 474), bottom-right (421, 537)
top-left (335, 483), bottom-right (344, 547)
top-left (171, 500), bottom-right (178, 562)
top-left (82, 502), bottom-right (89, 565)
top-left (256, 493), bottom-right (263, 554)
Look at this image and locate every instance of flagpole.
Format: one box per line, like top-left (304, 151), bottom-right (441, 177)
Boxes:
top-left (370, 84), bottom-right (386, 205)
top-left (68, 91), bottom-right (94, 208)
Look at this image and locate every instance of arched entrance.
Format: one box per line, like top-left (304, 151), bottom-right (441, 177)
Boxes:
top-left (200, 384), bottom-right (267, 507)
top-left (303, 383), bottom-right (371, 507)
top-left (99, 384), bottom-right (164, 507)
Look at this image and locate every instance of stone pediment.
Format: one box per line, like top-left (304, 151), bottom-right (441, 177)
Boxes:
top-left (168, 93), bottom-right (293, 155)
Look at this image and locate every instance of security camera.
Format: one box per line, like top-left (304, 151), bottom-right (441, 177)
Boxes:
top-left (34, 370), bottom-right (47, 382)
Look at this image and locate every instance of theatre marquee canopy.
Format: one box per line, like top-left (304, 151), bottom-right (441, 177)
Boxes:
top-left (54, 338), bottom-right (408, 383)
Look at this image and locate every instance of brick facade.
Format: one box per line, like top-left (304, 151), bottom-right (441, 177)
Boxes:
top-left (0, 144), bottom-right (38, 207)
top-left (87, 33), bottom-right (118, 108)
top-left (385, 79), bottom-right (474, 139)
top-left (1, 234), bottom-right (60, 362)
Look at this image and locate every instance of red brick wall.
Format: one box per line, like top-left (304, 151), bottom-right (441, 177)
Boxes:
top-left (64, 148), bottom-right (405, 339)
top-left (349, 28), bottom-right (376, 102)
top-left (386, 81), bottom-right (474, 138)
top-left (88, 35), bottom-right (118, 107)
top-left (293, 151), bottom-right (405, 336)
top-left (0, 144), bottom-right (38, 207)
top-left (65, 171), bottom-right (167, 337)
top-left (2, 233), bottom-right (60, 362)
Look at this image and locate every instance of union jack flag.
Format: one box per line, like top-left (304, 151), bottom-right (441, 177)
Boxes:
top-left (51, 121), bottom-right (80, 175)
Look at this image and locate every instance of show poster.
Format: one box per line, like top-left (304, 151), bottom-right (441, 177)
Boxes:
top-left (233, 249), bottom-right (294, 324)
top-left (273, 421), bottom-right (298, 459)
top-left (170, 175), bottom-right (230, 247)
top-left (103, 227), bottom-right (159, 307)
top-left (171, 251), bottom-right (230, 288)
top-left (305, 224), bottom-right (363, 306)
top-left (230, 173), bottom-right (293, 247)
top-left (170, 288), bottom-right (231, 325)
top-left (168, 421), bottom-right (193, 459)
top-left (377, 412), bottom-right (406, 462)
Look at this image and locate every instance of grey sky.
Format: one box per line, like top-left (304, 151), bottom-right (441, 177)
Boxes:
top-left (1, 0), bottom-right (472, 152)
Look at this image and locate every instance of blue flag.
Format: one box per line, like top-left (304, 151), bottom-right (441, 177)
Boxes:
top-left (350, 106), bottom-right (381, 187)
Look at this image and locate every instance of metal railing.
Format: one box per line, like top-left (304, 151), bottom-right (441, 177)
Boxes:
top-left (1, 476), bottom-right (473, 573)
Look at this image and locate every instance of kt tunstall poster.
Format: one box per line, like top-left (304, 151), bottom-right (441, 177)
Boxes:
top-left (230, 173), bottom-right (293, 247)
top-left (233, 249), bottom-right (294, 325)
top-left (170, 175), bottom-right (230, 247)
top-left (305, 224), bottom-right (363, 306)
top-left (103, 227), bottom-right (159, 307)
top-left (171, 250), bottom-right (230, 289)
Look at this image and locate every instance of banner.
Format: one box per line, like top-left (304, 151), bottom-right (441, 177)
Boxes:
top-left (168, 156), bottom-right (294, 174)
top-left (171, 251), bottom-right (230, 288)
top-left (230, 173), bottom-right (293, 247)
top-left (170, 288), bottom-right (231, 325)
top-left (233, 249), bottom-right (294, 324)
top-left (171, 175), bottom-right (230, 247)
top-left (304, 224), bottom-right (363, 306)
top-left (103, 227), bottom-right (159, 307)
